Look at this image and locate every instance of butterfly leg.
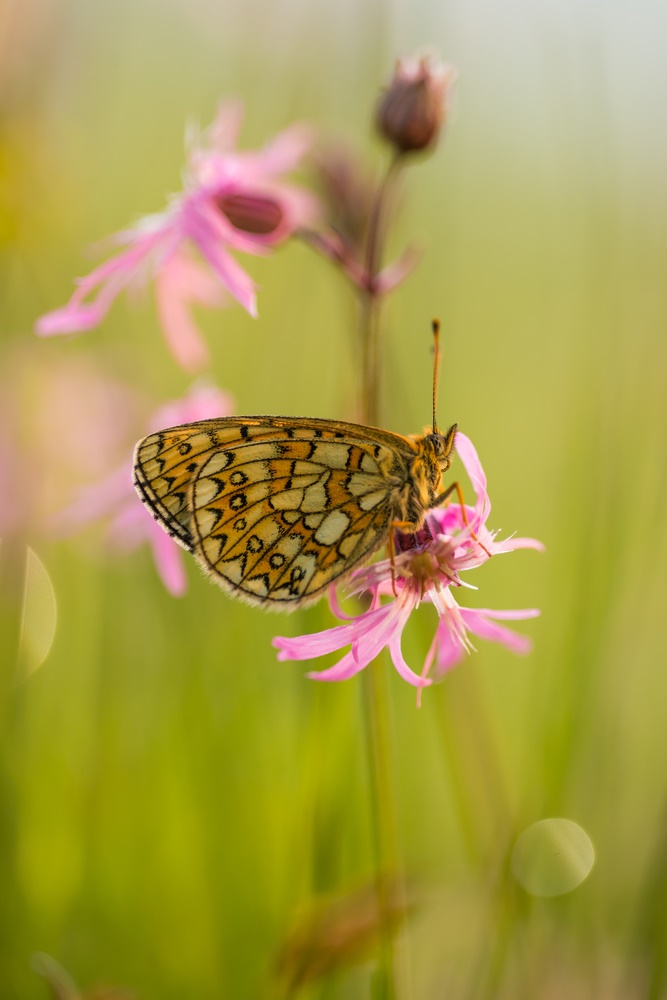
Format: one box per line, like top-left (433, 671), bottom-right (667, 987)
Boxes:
top-left (430, 481), bottom-right (492, 558)
top-left (388, 519), bottom-right (415, 596)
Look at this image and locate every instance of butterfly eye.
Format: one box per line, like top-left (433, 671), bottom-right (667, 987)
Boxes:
top-left (429, 434), bottom-right (447, 457)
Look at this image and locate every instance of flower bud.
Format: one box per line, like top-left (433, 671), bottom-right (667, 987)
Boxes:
top-left (375, 55), bottom-right (455, 156)
top-left (216, 192), bottom-right (283, 235)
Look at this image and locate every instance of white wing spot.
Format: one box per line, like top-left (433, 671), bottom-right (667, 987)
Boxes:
top-left (203, 536), bottom-right (224, 563)
top-left (140, 439), bottom-right (160, 461)
top-left (243, 575), bottom-right (270, 598)
top-left (194, 477), bottom-right (221, 508)
top-left (310, 443), bottom-right (351, 470)
top-left (359, 490), bottom-right (387, 511)
top-left (347, 473), bottom-right (382, 497)
top-left (293, 460), bottom-right (325, 476)
top-left (270, 488), bottom-right (304, 511)
top-left (314, 510), bottom-right (350, 545)
top-left (339, 532), bottom-right (363, 558)
top-left (201, 451), bottom-right (233, 476)
top-left (220, 556), bottom-right (245, 584)
top-left (302, 483), bottom-right (328, 513)
top-left (360, 452), bottom-right (379, 474)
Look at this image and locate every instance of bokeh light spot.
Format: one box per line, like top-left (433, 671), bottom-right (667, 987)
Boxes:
top-left (511, 818), bottom-right (595, 897)
top-left (19, 547), bottom-right (57, 677)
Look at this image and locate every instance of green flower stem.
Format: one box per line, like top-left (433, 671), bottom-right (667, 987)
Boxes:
top-left (357, 153), bottom-right (409, 1000)
top-left (359, 154), bottom-right (401, 428)
top-left (362, 656), bottom-right (403, 1000)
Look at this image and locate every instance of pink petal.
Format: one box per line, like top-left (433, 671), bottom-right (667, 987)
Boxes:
top-left (183, 202), bottom-right (258, 316)
top-left (374, 244), bottom-right (421, 295)
top-left (464, 607), bottom-right (541, 621)
top-left (151, 382), bottom-right (234, 430)
top-left (328, 587), bottom-right (358, 621)
top-left (389, 634), bottom-right (432, 688)
top-left (306, 647), bottom-right (370, 682)
top-left (107, 501), bottom-right (149, 549)
top-left (278, 185), bottom-right (320, 230)
top-left (453, 430), bottom-right (491, 532)
top-left (50, 464), bottom-right (134, 535)
top-left (495, 535), bottom-right (546, 554)
top-left (154, 253), bottom-right (225, 371)
top-left (145, 516), bottom-right (188, 596)
top-left (36, 302), bottom-right (111, 335)
top-left (273, 604), bottom-right (393, 661)
top-left (434, 628), bottom-right (467, 674)
top-left (35, 226), bottom-right (171, 337)
top-left (454, 431), bottom-right (486, 495)
top-left (208, 98), bottom-right (245, 153)
top-left (460, 607), bottom-right (539, 655)
top-left (257, 123), bottom-right (314, 177)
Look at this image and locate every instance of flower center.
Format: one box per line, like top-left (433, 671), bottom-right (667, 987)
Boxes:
top-left (216, 193), bottom-right (283, 234)
top-left (405, 551), bottom-right (440, 584)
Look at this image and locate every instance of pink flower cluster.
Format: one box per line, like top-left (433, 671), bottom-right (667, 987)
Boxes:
top-left (35, 102), bottom-right (317, 371)
top-left (274, 433), bottom-right (543, 702)
top-left (52, 383), bottom-right (233, 596)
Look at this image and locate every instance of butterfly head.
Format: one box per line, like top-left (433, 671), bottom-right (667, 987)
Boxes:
top-left (425, 422), bottom-right (457, 473)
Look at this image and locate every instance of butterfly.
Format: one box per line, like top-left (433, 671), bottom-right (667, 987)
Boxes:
top-left (132, 415), bottom-right (459, 609)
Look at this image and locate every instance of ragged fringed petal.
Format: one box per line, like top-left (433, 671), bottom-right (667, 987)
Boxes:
top-left (182, 200), bottom-right (258, 316)
top-left (430, 604), bottom-right (540, 678)
top-left (389, 633), bottom-right (432, 688)
top-left (461, 607), bottom-right (540, 654)
top-left (492, 536), bottom-right (546, 555)
top-left (207, 98), bottom-right (245, 154)
top-left (256, 123), bottom-right (314, 178)
top-left (431, 627), bottom-right (467, 677)
top-left (36, 102), bottom-right (316, 367)
top-left (273, 603), bottom-right (395, 662)
top-left (305, 648), bottom-right (369, 683)
top-left (36, 301), bottom-right (110, 335)
top-left (154, 252), bottom-right (225, 372)
top-left (36, 225), bottom-right (173, 337)
top-left (276, 585), bottom-right (425, 686)
top-left (277, 429), bottom-right (543, 694)
top-left (307, 600), bottom-right (406, 682)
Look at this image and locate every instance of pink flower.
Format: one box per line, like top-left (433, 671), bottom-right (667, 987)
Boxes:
top-left (52, 382), bottom-right (233, 595)
top-left (0, 351), bottom-right (142, 541)
top-left (273, 433), bottom-right (543, 701)
top-left (35, 101), bottom-right (317, 371)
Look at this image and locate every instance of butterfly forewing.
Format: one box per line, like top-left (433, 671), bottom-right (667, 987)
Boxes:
top-left (133, 416), bottom-right (417, 608)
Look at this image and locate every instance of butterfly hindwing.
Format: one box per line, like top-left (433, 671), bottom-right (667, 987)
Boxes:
top-left (133, 416), bottom-right (416, 607)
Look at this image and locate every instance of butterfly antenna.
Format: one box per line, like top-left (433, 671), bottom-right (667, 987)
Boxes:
top-left (432, 318), bottom-right (441, 434)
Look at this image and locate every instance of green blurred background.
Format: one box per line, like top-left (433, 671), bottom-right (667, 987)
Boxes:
top-left (2, 0), bottom-right (666, 996)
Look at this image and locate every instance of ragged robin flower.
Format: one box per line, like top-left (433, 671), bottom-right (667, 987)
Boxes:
top-left (36, 100), bottom-right (317, 371)
top-left (273, 432), bottom-right (543, 703)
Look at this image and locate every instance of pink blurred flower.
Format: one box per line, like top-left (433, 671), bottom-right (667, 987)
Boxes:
top-left (0, 351), bottom-right (142, 541)
top-left (274, 432), bottom-right (543, 701)
top-left (35, 101), bottom-right (317, 371)
top-left (52, 382), bottom-right (233, 596)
